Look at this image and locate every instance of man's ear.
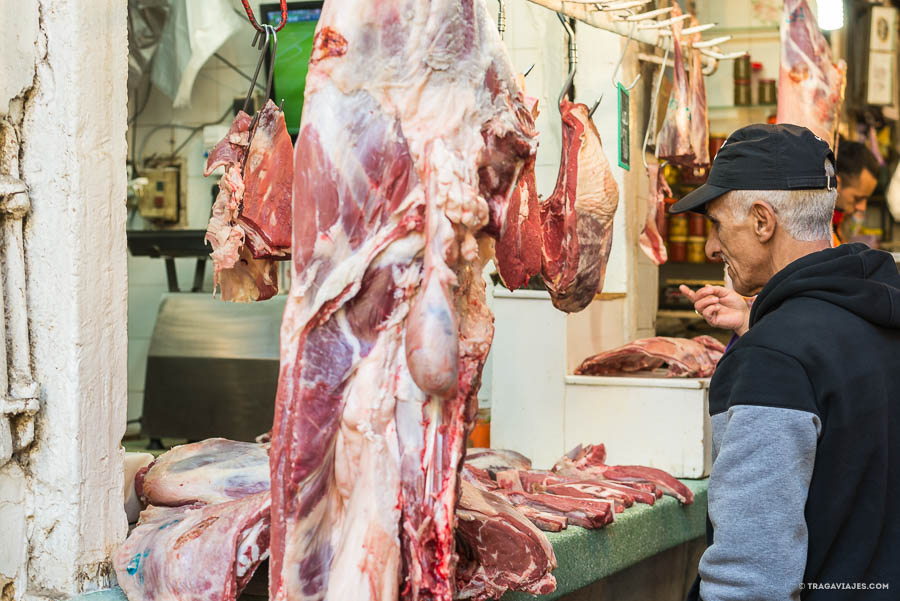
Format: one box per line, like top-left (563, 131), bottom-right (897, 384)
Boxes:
top-left (750, 200), bottom-right (776, 243)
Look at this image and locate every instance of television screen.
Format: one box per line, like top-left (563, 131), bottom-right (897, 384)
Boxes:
top-left (262, 2), bottom-right (323, 136)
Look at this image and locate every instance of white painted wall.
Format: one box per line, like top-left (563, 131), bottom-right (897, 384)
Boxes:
top-left (0, 0), bottom-right (129, 598)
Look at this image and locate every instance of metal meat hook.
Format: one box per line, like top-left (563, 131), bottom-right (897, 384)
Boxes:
top-left (242, 24), bottom-right (278, 114)
top-left (611, 19), bottom-right (641, 91)
top-left (558, 12), bottom-right (577, 109)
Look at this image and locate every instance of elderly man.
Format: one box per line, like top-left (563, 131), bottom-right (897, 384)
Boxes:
top-left (672, 124), bottom-right (899, 600)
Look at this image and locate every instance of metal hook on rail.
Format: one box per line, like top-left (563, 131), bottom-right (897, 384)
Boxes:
top-left (242, 24), bottom-right (278, 113)
top-left (610, 19), bottom-right (641, 91)
top-left (558, 12), bottom-right (577, 109)
top-left (641, 43), bottom-right (670, 169)
top-left (498, 0), bottom-right (507, 39)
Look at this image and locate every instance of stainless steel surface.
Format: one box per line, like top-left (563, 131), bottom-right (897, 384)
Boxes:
top-left (142, 293), bottom-right (285, 442)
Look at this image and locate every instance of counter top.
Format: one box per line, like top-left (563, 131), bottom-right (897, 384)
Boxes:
top-left (71, 479), bottom-right (708, 601)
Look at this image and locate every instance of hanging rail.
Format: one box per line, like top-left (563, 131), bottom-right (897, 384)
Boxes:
top-left (523, 0), bottom-right (747, 75)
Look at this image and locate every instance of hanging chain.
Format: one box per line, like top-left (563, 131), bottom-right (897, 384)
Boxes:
top-left (241, 0), bottom-right (288, 33)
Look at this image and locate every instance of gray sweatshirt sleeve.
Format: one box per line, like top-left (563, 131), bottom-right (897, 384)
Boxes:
top-left (699, 405), bottom-right (822, 601)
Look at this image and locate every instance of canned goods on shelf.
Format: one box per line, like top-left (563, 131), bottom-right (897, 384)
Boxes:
top-left (734, 55), bottom-right (751, 80)
top-left (758, 79), bottom-right (777, 105)
top-left (687, 236), bottom-right (706, 264)
top-left (688, 213), bottom-right (706, 236)
top-left (669, 235), bottom-right (687, 262)
top-left (734, 80), bottom-right (752, 106)
top-left (668, 214), bottom-right (688, 238)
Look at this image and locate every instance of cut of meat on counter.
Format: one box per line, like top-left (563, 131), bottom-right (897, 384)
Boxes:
top-left (575, 335), bottom-right (726, 378)
top-left (776, 0), bottom-right (847, 146)
top-left (203, 99), bottom-right (293, 302)
top-left (455, 479), bottom-right (558, 601)
top-left (639, 163), bottom-right (672, 265)
top-left (656, 3), bottom-right (693, 165)
top-left (539, 100), bottom-right (620, 313)
top-left (267, 1), bottom-right (536, 600)
top-left (114, 439), bottom-right (273, 601)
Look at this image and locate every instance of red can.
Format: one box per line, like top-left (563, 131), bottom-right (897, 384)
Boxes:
top-left (688, 213), bottom-right (706, 236)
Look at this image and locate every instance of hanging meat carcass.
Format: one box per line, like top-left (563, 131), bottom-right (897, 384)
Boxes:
top-left (539, 100), bottom-right (620, 312)
top-left (687, 17), bottom-right (710, 166)
top-left (656, 3), bottom-right (693, 165)
top-left (268, 2), bottom-right (536, 600)
top-left (204, 100), bottom-right (293, 302)
top-left (639, 163), bottom-right (671, 265)
top-left (776, 0), bottom-right (847, 146)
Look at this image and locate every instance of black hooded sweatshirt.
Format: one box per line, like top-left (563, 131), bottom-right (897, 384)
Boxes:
top-left (688, 243), bottom-right (900, 600)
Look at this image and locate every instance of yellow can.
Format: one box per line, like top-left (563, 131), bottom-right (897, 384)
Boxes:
top-left (687, 236), bottom-right (706, 264)
top-left (669, 214), bottom-right (688, 238)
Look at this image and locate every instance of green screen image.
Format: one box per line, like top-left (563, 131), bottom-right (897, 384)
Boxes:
top-left (264, 4), bottom-right (322, 136)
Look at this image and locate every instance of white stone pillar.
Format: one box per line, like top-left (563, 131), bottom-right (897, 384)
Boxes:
top-left (0, 0), bottom-right (128, 599)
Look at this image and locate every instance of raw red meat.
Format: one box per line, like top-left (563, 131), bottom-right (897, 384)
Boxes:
top-left (639, 163), bottom-right (671, 265)
top-left (776, 0), bottom-right (847, 146)
top-left (656, 3), bottom-right (693, 165)
top-left (539, 100), bottom-right (620, 312)
top-left (553, 444), bottom-right (694, 505)
top-left (135, 438), bottom-right (269, 506)
top-left (688, 17), bottom-right (710, 167)
top-left (494, 93), bottom-right (542, 290)
top-left (268, 2), bottom-right (536, 600)
top-left (574, 335), bottom-right (725, 378)
top-left (113, 492), bottom-right (271, 601)
top-left (465, 448), bottom-right (532, 476)
top-left (454, 480), bottom-right (557, 601)
top-left (204, 100), bottom-right (292, 302)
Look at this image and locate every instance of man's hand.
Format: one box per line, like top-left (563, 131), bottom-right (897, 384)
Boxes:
top-left (679, 285), bottom-right (751, 336)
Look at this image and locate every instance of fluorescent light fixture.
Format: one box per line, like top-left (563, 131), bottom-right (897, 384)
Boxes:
top-left (817, 0), bottom-right (844, 31)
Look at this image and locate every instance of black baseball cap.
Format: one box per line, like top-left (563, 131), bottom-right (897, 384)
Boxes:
top-left (670, 123), bottom-right (837, 214)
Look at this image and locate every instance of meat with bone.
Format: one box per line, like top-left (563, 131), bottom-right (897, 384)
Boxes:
top-left (204, 100), bottom-right (292, 302)
top-left (655, 3), bottom-right (693, 165)
top-left (575, 335), bottom-right (725, 378)
top-left (268, 2), bottom-right (536, 600)
top-left (465, 447), bottom-right (532, 476)
top-left (454, 479), bottom-right (557, 601)
top-left (113, 492), bottom-right (271, 601)
top-left (553, 444), bottom-right (694, 505)
top-left (639, 163), bottom-right (671, 265)
top-left (539, 100), bottom-right (620, 313)
top-left (776, 0), bottom-right (847, 146)
top-left (135, 438), bottom-right (269, 506)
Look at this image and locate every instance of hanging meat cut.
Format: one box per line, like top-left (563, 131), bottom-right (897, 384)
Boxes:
top-left (114, 492), bottom-right (271, 601)
top-left (776, 0), bottom-right (847, 146)
top-left (204, 100), bottom-right (293, 302)
top-left (688, 17), bottom-right (710, 167)
top-left (639, 163), bottom-right (671, 265)
top-left (575, 335), bottom-right (725, 378)
top-left (656, 3), bottom-right (693, 165)
top-left (539, 100), bottom-right (620, 312)
top-left (268, 1), bottom-right (536, 600)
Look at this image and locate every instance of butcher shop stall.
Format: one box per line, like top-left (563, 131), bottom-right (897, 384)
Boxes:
top-left (1, 0), bottom-right (897, 600)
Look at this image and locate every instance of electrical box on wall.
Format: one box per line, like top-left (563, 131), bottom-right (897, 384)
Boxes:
top-left (137, 159), bottom-right (185, 226)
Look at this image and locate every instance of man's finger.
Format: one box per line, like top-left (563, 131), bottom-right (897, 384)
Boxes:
top-left (679, 284), bottom-right (696, 301)
top-left (695, 296), bottom-right (720, 312)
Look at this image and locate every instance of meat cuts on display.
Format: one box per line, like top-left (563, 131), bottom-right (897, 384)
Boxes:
top-left (575, 335), bottom-right (725, 378)
top-left (135, 438), bottom-right (270, 506)
top-left (539, 100), bottom-right (620, 313)
top-left (639, 163), bottom-right (671, 265)
top-left (268, 1), bottom-right (536, 600)
top-left (655, 3), bottom-right (692, 165)
top-left (455, 480), bottom-right (557, 601)
top-left (204, 100), bottom-right (293, 302)
top-left (687, 17), bottom-right (710, 167)
top-left (114, 493), bottom-right (271, 601)
top-left (776, 0), bottom-right (847, 146)
top-left (115, 440), bottom-right (273, 601)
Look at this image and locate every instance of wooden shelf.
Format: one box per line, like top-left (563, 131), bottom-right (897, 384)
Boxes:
top-left (657, 309), bottom-right (704, 320)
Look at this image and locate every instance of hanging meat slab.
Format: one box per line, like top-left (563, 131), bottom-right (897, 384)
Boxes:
top-left (540, 100), bottom-right (620, 313)
top-left (776, 0), bottom-right (847, 146)
top-left (575, 335), bottom-right (726, 378)
top-left (267, 1), bottom-right (536, 600)
top-left (639, 163), bottom-right (672, 265)
top-left (688, 17), bottom-right (710, 166)
top-left (113, 492), bottom-right (271, 601)
top-left (204, 100), bottom-right (293, 302)
top-left (656, 3), bottom-right (694, 165)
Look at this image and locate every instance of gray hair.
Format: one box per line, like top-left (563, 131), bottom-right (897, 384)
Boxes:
top-left (725, 161), bottom-right (836, 242)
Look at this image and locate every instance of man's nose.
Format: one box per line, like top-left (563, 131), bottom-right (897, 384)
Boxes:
top-left (706, 230), bottom-right (721, 261)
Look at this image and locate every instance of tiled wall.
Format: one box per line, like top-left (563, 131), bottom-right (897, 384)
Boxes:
top-left (127, 12), bottom-right (263, 432)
